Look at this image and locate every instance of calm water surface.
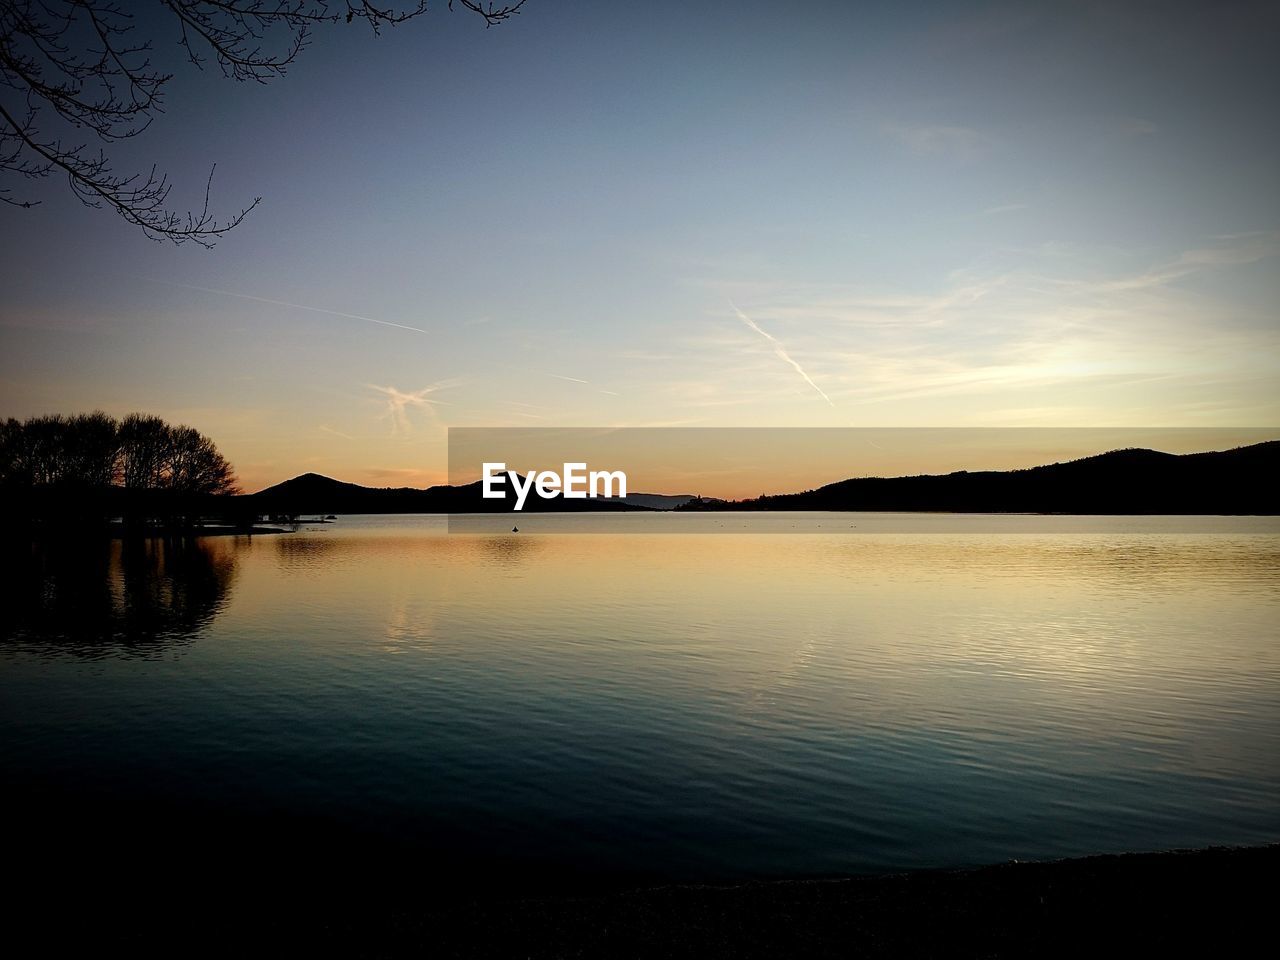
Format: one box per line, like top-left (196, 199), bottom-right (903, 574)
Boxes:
top-left (2, 514), bottom-right (1278, 889)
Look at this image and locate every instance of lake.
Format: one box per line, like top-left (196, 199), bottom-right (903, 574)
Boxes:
top-left (2, 514), bottom-right (1278, 891)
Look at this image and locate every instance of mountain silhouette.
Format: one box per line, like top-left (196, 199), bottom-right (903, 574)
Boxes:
top-left (676, 441), bottom-right (1279, 514)
top-left (251, 473), bottom-right (651, 515)
top-left (13, 443), bottom-right (1274, 531)
top-left (596, 492), bottom-right (697, 510)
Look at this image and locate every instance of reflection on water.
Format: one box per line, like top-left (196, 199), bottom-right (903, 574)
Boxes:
top-left (475, 533), bottom-right (547, 566)
top-left (273, 532), bottom-right (356, 572)
top-left (1, 514), bottom-right (1277, 891)
top-left (0, 536), bottom-right (237, 658)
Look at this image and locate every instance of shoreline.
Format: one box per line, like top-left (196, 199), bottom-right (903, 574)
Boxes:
top-left (7, 510), bottom-right (1277, 543)
top-left (23, 843), bottom-right (1277, 956)
top-left (244, 843), bottom-right (1280, 957)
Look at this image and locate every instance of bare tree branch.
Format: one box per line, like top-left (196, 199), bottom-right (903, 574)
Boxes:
top-left (0, 0), bottom-right (525, 244)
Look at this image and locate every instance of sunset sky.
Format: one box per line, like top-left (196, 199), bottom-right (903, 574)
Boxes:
top-left (2, 1), bottom-right (1277, 493)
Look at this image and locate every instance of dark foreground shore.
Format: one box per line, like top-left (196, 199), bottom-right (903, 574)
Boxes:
top-left (27, 844), bottom-right (1276, 957)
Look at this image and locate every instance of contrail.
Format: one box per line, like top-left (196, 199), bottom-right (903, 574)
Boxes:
top-left (370, 382), bottom-right (455, 433)
top-left (730, 300), bottom-right (833, 406)
top-left (550, 373), bottom-right (621, 396)
top-left (143, 278), bottom-right (428, 334)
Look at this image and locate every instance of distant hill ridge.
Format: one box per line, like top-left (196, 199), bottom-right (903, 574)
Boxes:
top-left (251, 473), bottom-right (667, 514)
top-left (255, 472), bottom-right (428, 500)
top-left (255, 473), bottom-right (694, 510)
top-left (251, 441), bottom-right (1277, 515)
top-left (678, 441), bottom-right (1279, 514)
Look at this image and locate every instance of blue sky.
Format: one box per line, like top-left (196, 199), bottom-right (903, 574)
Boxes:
top-left (2, 1), bottom-right (1277, 489)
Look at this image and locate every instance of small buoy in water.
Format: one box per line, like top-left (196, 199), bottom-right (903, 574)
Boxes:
top-left (512, 526), bottom-right (519, 532)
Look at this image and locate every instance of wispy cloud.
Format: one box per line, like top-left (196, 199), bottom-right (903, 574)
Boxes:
top-left (730, 300), bottom-right (834, 406)
top-left (144, 279), bottom-right (428, 334)
top-left (360, 467), bottom-right (446, 488)
top-left (1046, 231), bottom-right (1280, 293)
top-left (675, 233), bottom-right (1280, 423)
top-left (370, 381), bottom-right (458, 433)
top-left (885, 123), bottom-right (992, 160)
top-left (1123, 118), bottom-right (1158, 136)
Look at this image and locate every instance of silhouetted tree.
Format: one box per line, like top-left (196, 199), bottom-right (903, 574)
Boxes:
top-left (115, 413), bottom-right (238, 495)
top-left (0, 417), bottom-right (19, 487)
top-left (118, 412), bottom-right (173, 490)
top-left (9, 412), bottom-right (71, 485)
top-left (166, 423), bottom-right (236, 494)
top-left (0, 0), bottom-right (526, 245)
top-left (1, 410), bottom-right (237, 494)
top-left (62, 411), bottom-right (121, 487)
